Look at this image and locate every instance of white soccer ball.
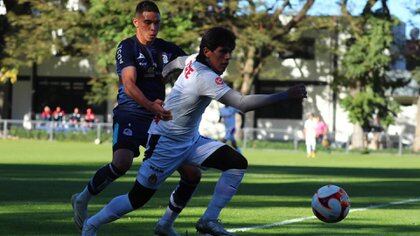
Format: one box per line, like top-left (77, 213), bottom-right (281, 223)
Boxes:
top-left (94, 138), bottom-right (101, 145)
top-left (311, 185), bottom-right (350, 223)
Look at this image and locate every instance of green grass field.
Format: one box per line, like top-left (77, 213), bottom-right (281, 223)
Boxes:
top-left (1, 139), bottom-right (420, 235)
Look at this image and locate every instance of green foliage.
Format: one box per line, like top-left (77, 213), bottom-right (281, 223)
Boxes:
top-left (341, 17), bottom-right (393, 86)
top-left (338, 12), bottom-right (402, 128)
top-left (81, 0), bottom-right (199, 103)
top-left (341, 88), bottom-right (400, 127)
top-left (2, 1), bottom-right (87, 69)
top-left (0, 67), bottom-right (17, 83)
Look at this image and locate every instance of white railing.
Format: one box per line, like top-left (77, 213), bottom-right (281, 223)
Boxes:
top-left (242, 127), bottom-right (408, 155)
top-left (242, 127), bottom-right (300, 150)
top-left (0, 119), bottom-right (409, 155)
top-left (0, 119), bottom-right (112, 143)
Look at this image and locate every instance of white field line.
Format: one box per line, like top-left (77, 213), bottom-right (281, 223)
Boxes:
top-left (228, 197), bottom-right (420, 233)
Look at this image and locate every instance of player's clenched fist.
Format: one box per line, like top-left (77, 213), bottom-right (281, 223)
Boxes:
top-left (287, 84), bottom-right (307, 99)
top-left (149, 99), bottom-right (172, 121)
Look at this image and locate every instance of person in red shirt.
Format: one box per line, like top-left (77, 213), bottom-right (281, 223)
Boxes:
top-left (40, 106), bottom-right (52, 121)
top-left (53, 106), bottom-right (65, 122)
top-left (84, 108), bottom-right (96, 123)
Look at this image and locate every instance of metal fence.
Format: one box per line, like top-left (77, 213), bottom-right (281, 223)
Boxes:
top-left (0, 119), bottom-right (410, 155)
top-left (241, 127), bottom-right (408, 155)
top-left (0, 119), bottom-right (113, 143)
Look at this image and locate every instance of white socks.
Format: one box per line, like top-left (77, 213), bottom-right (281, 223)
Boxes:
top-left (87, 194), bottom-right (134, 228)
top-left (202, 169), bottom-right (245, 220)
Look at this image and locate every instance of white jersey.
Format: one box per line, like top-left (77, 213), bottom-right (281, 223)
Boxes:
top-left (149, 60), bottom-right (231, 141)
top-left (219, 106), bottom-right (237, 130)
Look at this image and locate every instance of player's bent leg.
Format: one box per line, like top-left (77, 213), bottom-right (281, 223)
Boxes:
top-left (155, 165), bottom-right (201, 236)
top-left (73, 149), bottom-right (133, 230)
top-left (196, 146), bottom-right (247, 236)
top-left (82, 180), bottom-right (156, 235)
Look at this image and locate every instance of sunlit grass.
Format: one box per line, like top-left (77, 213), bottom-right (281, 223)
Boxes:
top-left (0, 139), bottom-right (419, 235)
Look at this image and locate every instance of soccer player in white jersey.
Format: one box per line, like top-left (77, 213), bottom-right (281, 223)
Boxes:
top-left (82, 27), bottom-right (307, 236)
top-left (219, 105), bottom-right (241, 152)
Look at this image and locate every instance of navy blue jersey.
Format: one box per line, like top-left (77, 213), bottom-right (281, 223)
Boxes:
top-left (115, 36), bottom-right (186, 118)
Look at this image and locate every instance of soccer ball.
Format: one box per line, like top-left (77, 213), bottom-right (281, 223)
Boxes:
top-left (311, 185), bottom-right (350, 223)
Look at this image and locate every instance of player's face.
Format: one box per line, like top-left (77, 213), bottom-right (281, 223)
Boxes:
top-left (205, 46), bottom-right (232, 74)
top-left (133, 11), bottom-right (160, 45)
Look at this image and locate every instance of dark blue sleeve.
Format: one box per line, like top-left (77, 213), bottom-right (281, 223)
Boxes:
top-left (167, 43), bottom-right (187, 61)
top-left (116, 39), bottom-right (136, 77)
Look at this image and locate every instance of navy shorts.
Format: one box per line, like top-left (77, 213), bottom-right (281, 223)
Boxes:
top-left (112, 111), bottom-right (152, 158)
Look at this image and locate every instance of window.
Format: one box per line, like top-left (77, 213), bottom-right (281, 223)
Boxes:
top-left (33, 76), bottom-right (106, 115)
top-left (278, 38), bottom-right (315, 60)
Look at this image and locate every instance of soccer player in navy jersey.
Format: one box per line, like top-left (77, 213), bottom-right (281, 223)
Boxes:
top-left (81, 27), bottom-right (307, 236)
top-left (72, 2), bottom-right (201, 235)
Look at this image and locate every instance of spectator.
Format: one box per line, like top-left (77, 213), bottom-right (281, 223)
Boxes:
top-left (69, 107), bottom-right (82, 127)
top-left (84, 108), bottom-right (96, 125)
top-left (41, 106), bottom-right (52, 121)
top-left (23, 112), bottom-right (33, 130)
top-left (315, 115), bottom-right (329, 147)
top-left (53, 106), bottom-right (65, 122)
top-left (304, 113), bottom-right (317, 158)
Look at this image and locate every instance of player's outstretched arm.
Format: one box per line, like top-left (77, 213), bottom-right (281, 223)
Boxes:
top-left (162, 56), bottom-right (189, 78)
top-left (218, 84), bottom-right (307, 113)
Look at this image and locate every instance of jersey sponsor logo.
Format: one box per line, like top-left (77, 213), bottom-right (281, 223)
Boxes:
top-left (139, 62), bottom-right (148, 66)
top-left (162, 53), bottom-right (169, 64)
top-left (184, 61), bottom-right (194, 79)
top-left (215, 76), bottom-right (224, 85)
top-left (149, 165), bottom-right (164, 173)
top-left (137, 53), bottom-right (145, 59)
top-left (123, 128), bottom-right (133, 136)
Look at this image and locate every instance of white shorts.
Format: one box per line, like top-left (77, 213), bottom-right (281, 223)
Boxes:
top-left (137, 134), bottom-right (225, 189)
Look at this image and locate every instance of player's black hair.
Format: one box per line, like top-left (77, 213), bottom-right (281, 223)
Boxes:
top-left (135, 1), bottom-right (160, 16)
top-left (197, 27), bottom-right (236, 63)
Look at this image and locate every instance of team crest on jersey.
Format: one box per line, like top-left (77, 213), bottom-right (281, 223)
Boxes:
top-left (215, 76), bottom-right (224, 85)
top-left (148, 173), bottom-right (158, 185)
top-left (137, 53), bottom-right (145, 59)
top-left (184, 61), bottom-right (194, 79)
top-left (123, 128), bottom-right (133, 136)
top-left (162, 53), bottom-right (169, 64)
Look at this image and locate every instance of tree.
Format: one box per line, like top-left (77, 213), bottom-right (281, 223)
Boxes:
top-left (1, 0), bottom-right (317, 105)
top-left (81, 0), bottom-right (198, 104)
top-left (337, 0), bottom-right (409, 149)
top-left (2, 1), bottom-right (87, 75)
top-left (161, 0), bottom-right (316, 94)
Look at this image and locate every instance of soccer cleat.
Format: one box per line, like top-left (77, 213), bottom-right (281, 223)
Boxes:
top-left (195, 218), bottom-right (235, 236)
top-left (71, 193), bottom-right (88, 230)
top-left (154, 222), bottom-right (180, 236)
top-left (81, 220), bottom-right (97, 236)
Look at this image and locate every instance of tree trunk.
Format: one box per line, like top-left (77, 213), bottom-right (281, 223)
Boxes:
top-left (240, 46), bottom-right (256, 95)
top-left (351, 124), bottom-right (365, 149)
top-left (414, 96), bottom-right (420, 152)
